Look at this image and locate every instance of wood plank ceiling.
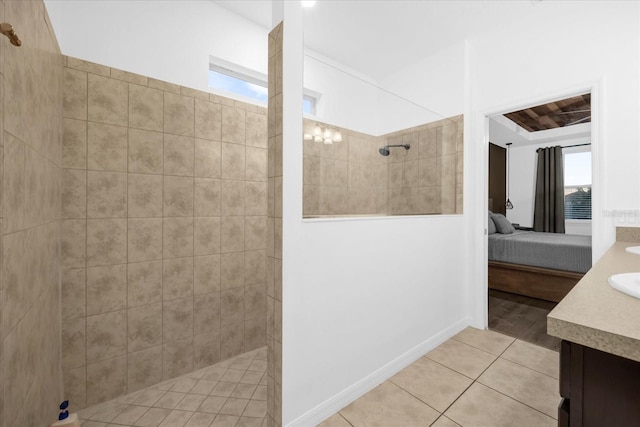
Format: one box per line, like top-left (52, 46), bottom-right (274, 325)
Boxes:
top-left (504, 94), bottom-right (591, 132)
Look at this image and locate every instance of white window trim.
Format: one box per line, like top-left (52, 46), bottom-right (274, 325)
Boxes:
top-left (209, 55), bottom-right (321, 115)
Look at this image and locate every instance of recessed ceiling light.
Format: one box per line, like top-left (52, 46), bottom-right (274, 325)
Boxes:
top-left (301, 1), bottom-right (316, 8)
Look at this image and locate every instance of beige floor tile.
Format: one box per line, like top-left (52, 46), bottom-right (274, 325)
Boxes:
top-left (445, 383), bottom-right (555, 427)
top-left (134, 407), bottom-right (171, 426)
top-left (426, 339), bottom-right (497, 379)
top-left (184, 412), bottom-right (217, 427)
top-left (390, 357), bottom-right (472, 412)
top-left (111, 405), bottom-right (149, 425)
top-left (452, 327), bottom-right (515, 356)
top-left (340, 381), bottom-right (439, 427)
top-left (477, 358), bottom-right (561, 418)
top-left (431, 415), bottom-right (460, 427)
top-left (501, 339), bottom-right (559, 379)
top-left (211, 414), bottom-right (239, 426)
top-left (317, 413), bottom-right (353, 427)
top-left (158, 409), bottom-right (194, 427)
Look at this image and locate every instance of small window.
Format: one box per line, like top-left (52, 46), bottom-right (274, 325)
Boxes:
top-left (564, 151), bottom-right (591, 220)
top-left (208, 69), bottom-right (268, 102)
top-left (209, 56), bottom-right (319, 114)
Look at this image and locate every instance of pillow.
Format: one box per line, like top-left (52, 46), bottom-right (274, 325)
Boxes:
top-left (491, 213), bottom-right (515, 234)
top-left (488, 216), bottom-right (497, 234)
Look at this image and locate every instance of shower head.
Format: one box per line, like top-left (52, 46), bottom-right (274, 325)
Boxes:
top-left (378, 144), bottom-right (410, 156)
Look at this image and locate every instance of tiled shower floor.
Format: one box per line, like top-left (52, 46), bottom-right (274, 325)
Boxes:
top-left (78, 347), bottom-right (267, 427)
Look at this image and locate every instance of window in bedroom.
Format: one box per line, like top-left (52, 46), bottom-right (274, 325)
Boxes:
top-left (564, 151), bottom-right (591, 220)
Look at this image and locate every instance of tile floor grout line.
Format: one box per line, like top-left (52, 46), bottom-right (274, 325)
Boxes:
top-left (434, 336), bottom-right (514, 421)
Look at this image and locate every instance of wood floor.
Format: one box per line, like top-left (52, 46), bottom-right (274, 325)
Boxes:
top-left (488, 289), bottom-right (561, 351)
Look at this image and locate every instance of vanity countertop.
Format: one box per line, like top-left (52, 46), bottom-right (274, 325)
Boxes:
top-left (548, 241), bottom-right (640, 362)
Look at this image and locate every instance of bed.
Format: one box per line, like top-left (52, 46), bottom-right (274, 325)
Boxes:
top-left (488, 228), bottom-right (592, 302)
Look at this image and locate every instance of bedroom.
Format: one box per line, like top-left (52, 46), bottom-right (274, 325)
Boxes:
top-left (487, 94), bottom-right (593, 349)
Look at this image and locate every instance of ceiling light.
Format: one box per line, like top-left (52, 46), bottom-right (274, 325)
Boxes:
top-left (303, 133), bottom-right (312, 140)
top-left (301, 1), bottom-right (316, 7)
top-left (313, 124), bottom-right (322, 136)
top-left (333, 130), bottom-right (342, 142)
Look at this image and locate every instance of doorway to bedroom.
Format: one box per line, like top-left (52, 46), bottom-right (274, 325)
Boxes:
top-left (486, 93), bottom-right (593, 351)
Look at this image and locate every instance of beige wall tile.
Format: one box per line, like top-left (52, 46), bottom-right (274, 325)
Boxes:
top-left (128, 303), bottom-right (163, 352)
top-left (88, 73), bottom-right (128, 126)
top-left (129, 84), bottom-right (163, 132)
top-left (194, 178), bottom-right (221, 217)
top-left (86, 356), bottom-right (127, 406)
top-left (163, 298), bottom-right (194, 342)
top-left (62, 268), bottom-right (86, 320)
top-left (128, 260), bottom-right (163, 307)
top-left (245, 182), bottom-right (267, 216)
top-left (245, 216), bottom-right (266, 251)
top-left (194, 292), bottom-right (221, 334)
top-left (245, 112), bottom-right (267, 148)
top-left (194, 255), bottom-right (221, 295)
top-left (303, 155), bottom-right (321, 186)
top-left (62, 169), bottom-right (86, 218)
top-left (86, 310), bottom-right (127, 363)
top-left (163, 257), bottom-right (194, 301)
top-left (221, 143), bottom-right (245, 180)
top-left (245, 283), bottom-right (266, 320)
top-left (221, 107), bottom-right (245, 144)
top-left (195, 139), bottom-right (221, 179)
top-left (87, 171), bottom-right (127, 218)
top-left (86, 264), bottom-right (127, 315)
top-left (195, 99), bottom-right (222, 141)
top-left (128, 346), bottom-right (163, 393)
top-left (246, 147), bottom-right (267, 181)
top-left (194, 217), bottom-right (221, 256)
top-left (163, 337), bottom-right (194, 380)
top-left (220, 322), bottom-right (244, 360)
top-left (63, 118), bottom-right (87, 169)
top-left (62, 219), bottom-right (86, 269)
top-left (128, 174), bottom-right (163, 218)
top-left (62, 317), bottom-right (86, 369)
top-left (164, 134), bottom-right (194, 176)
top-left (221, 217), bottom-right (244, 253)
top-left (221, 180), bottom-right (245, 216)
top-left (221, 251), bottom-right (244, 290)
top-left (164, 176), bottom-right (194, 217)
top-left (86, 218), bottom-right (127, 267)
top-left (63, 68), bottom-right (87, 120)
top-left (4, 134), bottom-right (25, 233)
top-left (164, 92), bottom-right (194, 136)
top-left (221, 288), bottom-right (245, 326)
top-left (245, 317), bottom-right (266, 351)
top-left (245, 250), bottom-right (266, 287)
top-left (163, 217), bottom-right (194, 258)
top-left (87, 122), bottom-right (128, 171)
top-left (128, 129), bottom-right (164, 174)
top-left (128, 218), bottom-right (163, 262)
top-left (67, 57), bottom-right (110, 76)
top-left (63, 366), bottom-right (86, 412)
top-left (194, 331), bottom-right (221, 369)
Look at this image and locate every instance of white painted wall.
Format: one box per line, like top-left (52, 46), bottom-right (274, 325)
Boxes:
top-left (284, 6), bottom-right (471, 427)
top-left (45, 0), bottom-right (268, 94)
top-left (468, 0), bottom-right (640, 327)
top-left (379, 41), bottom-right (466, 131)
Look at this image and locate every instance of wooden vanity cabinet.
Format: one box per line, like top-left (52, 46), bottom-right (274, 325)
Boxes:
top-left (559, 340), bottom-right (640, 426)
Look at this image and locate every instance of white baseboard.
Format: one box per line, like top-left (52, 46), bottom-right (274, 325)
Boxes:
top-left (286, 317), bottom-right (472, 427)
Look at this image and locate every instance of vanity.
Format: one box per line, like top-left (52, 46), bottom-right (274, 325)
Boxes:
top-left (548, 228), bottom-right (640, 427)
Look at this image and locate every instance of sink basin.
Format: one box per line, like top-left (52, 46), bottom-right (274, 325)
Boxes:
top-left (625, 246), bottom-right (640, 255)
top-left (608, 273), bottom-right (640, 299)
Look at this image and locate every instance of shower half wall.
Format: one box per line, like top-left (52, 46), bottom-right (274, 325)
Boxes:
top-left (61, 57), bottom-right (268, 409)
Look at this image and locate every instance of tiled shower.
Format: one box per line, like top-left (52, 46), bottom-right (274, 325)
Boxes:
top-left (60, 57), bottom-right (268, 409)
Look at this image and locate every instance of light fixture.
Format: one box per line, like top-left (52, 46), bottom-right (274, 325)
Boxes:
top-left (307, 123), bottom-right (342, 145)
top-left (301, 1), bottom-right (316, 7)
top-left (505, 142), bottom-right (514, 210)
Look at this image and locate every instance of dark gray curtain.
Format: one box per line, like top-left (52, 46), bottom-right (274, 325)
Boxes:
top-left (533, 146), bottom-right (565, 233)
